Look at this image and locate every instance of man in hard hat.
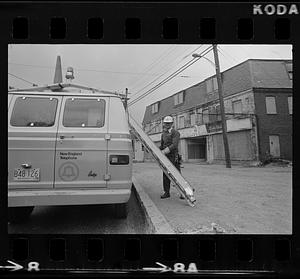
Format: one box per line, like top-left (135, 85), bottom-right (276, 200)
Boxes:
top-left (160, 116), bottom-right (181, 199)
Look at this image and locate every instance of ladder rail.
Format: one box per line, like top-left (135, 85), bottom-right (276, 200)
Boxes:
top-left (129, 115), bottom-right (196, 207)
top-left (8, 83), bottom-right (128, 99)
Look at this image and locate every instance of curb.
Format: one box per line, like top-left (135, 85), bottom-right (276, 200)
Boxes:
top-left (132, 176), bottom-right (175, 234)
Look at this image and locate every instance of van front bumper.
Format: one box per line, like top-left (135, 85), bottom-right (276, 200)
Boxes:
top-left (8, 188), bottom-right (131, 207)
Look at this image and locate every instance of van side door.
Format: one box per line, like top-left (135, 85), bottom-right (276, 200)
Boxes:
top-left (106, 97), bottom-right (133, 191)
top-left (54, 96), bottom-right (108, 189)
top-left (8, 95), bottom-right (61, 189)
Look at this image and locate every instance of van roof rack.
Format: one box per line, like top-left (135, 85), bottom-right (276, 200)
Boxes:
top-left (8, 83), bottom-right (128, 99)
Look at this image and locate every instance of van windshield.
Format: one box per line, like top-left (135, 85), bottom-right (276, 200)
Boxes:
top-left (63, 98), bottom-right (105, 128)
top-left (10, 97), bottom-right (58, 127)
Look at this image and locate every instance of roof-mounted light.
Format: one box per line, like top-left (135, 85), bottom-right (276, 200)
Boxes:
top-left (65, 67), bottom-right (74, 80)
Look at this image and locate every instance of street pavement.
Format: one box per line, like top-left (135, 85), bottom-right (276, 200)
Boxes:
top-left (8, 190), bottom-right (149, 234)
top-left (133, 162), bottom-right (292, 234)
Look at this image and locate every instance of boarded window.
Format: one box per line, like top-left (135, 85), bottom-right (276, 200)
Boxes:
top-left (206, 77), bottom-right (218, 93)
top-left (206, 79), bottom-right (213, 93)
top-left (203, 109), bottom-right (209, 124)
top-left (213, 77), bottom-right (218, 90)
top-left (233, 100), bottom-right (242, 114)
top-left (151, 102), bottom-right (159, 114)
top-left (186, 112), bottom-right (193, 126)
top-left (215, 104), bottom-right (221, 121)
top-left (155, 121), bottom-right (161, 133)
top-left (174, 92), bottom-right (184, 106)
top-left (191, 113), bottom-right (196, 126)
top-left (11, 97), bottom-right (58, 127)
top-left (196, 108), bottom-right (202, 124)
top-left (209, 106), bottom-right (216, 122)
top-left (178, 115), bottom-right (185, 128)
top-left (288, 96), bottom-right (292, 114)
top-left (63, 98), bottom-right (105, 127)
top-left (265, 96), bottom-right (277, 114)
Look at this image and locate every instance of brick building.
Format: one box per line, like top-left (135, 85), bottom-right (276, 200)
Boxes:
top-left (142, 59), bottom-right (292, 164)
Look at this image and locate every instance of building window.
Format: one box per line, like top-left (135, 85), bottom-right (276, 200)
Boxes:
top-left (178, 115), bottom-right (185, 129)
top-left (156, 120), bottom-right (162, 133)
top-left (215, 104), bottom-right (221, 121)
top-left (206, 76), bottom-right (218, 93)
top-left (203, 109), bottom-right (209, 124)
top-left (288, 96), bottom-right (292, 115)
top-left (209, 106), bottom-right (216, 122)
top-left (196, 108), bottom-right (202, 124)
top-left (232, 100), bottom-right (242, 115)
top-left (174, 91), bottom-right (184, 106)
top-left (191, 112), bottom-right (196, 126)
top-left (265, 96), bottom-right (277, 114)
top-left (285, 62), bottom-right (292, 80)
top-left (185, 113), bottom-right (191, 127)
top-left (151, 102), bottom-right (159, 114)
top-left (148, 123), bottom-right (153, 133)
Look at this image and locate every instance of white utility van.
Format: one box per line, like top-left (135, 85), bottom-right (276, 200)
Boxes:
top-left (8, 89), bottom-right (133, 221)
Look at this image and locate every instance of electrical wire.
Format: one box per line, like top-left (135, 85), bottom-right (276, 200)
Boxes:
top-left (129, 45), bottom-right (204, 96)
top-left (128, 46), bottom-right (212, 107)
top-left (129, 46), bottom-right (209, 101)
top-left (217, 46), bottom-right (240, 64)
top-left (8, 72), bottom-right (38, 86)
top-left (128, 46), bottom-right (213, 107)
top-left (127, 46), bottom-right (180, 92)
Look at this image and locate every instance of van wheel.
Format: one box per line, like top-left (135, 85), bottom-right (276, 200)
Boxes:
top-left (114, 203), bottom-right (128, 219)
top-left (8, 206), bottom-right (34, 223)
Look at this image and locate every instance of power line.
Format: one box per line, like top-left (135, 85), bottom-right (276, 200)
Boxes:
top-left (127, 46), bottom-right (180, 92)
top-left (8, 72), bottom-right (38, 86)
top-left (129, 45), bottom-right (204, 96)
top-left (217, 46), bottom-right (240, 64)
top-left (129, 45), bottom-right (207, 100)
top-left (128, 46), bottom-right (213, 107)
top-left (129, 46), bottom-right (212, 105)
top-left (180, 45), bottom-right (204, 61)
top-left (128, 46), bottom-right (212, 107)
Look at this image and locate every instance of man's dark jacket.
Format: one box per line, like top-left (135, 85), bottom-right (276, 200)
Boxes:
top-left (160, 128), bottom-right (180, 162)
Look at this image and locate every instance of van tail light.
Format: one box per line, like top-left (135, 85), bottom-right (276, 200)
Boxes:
top-left (109, 155), bottom-right (129, 165)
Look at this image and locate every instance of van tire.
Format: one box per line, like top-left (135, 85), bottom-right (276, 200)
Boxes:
top-left (114, 203), bottom-right (128, 219)
top-left (8, 206), bottom-right (34, 223)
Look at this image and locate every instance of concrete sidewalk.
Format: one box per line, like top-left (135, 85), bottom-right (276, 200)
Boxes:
top-left (133, 162), bottom-right (292, 234)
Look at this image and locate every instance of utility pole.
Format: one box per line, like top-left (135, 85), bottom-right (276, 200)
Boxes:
top-left (212, 44), bottom-right (231, 168)
top-left (125, 88), bottom-right (130, 124)
top-left (125, 88), bottom-right (128, 110)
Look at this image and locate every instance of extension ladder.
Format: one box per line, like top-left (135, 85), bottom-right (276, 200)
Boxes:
top-left (129, 115), bottom-right (196, 207)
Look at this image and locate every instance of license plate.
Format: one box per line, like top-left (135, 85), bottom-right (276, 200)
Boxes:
top-left (13, 168), bottom-right (40, 181)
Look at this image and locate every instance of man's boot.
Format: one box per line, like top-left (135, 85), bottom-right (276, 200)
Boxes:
top-left (161, 192), bottom-right (170, 199)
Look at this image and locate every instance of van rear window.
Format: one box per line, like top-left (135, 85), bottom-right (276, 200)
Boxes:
top-left (63, 98), bottom-right (105, 127)
top-left (10, 97), bottom-right (58, 127)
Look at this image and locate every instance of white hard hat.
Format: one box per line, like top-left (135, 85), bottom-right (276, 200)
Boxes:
top-left (163, 116), bottom-right (173, 123)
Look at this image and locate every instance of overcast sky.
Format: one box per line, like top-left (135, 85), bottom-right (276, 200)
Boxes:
top-left (8, 44), bottom-right (292, 122)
